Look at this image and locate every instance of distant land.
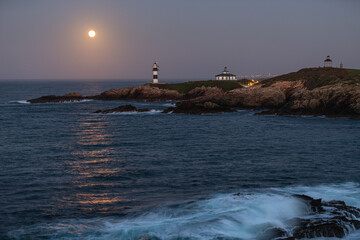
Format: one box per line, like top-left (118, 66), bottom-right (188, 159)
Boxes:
top-left (28, 68), bottom-right (360, 118)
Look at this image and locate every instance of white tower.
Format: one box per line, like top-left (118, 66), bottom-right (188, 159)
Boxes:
top-left (152, 62), bottom-right (159, 83)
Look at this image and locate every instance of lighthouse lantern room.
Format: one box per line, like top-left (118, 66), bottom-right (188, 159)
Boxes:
top-left (152, 62), bottom-right (159, 83)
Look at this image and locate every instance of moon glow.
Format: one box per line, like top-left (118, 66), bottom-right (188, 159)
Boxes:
top-left (88, 30), bottom-right (96, 38)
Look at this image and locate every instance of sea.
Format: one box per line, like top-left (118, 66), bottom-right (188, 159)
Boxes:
top-left (0, 80), bottom-right (360, 240)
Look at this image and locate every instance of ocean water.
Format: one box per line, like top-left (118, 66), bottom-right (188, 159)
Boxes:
top-left (0, 80), bottom-right (360, 240)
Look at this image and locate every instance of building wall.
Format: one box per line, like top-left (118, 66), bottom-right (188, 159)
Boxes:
top-left (324, 62), bottom-right (332, 68)
top-left (216, 76), bottom-right (236, 80)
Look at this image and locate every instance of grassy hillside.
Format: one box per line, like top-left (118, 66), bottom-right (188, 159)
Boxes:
top-left (346, 68), bottom-right (360, 76)
top-left (150, 80), bottom-right (243, 94)
top-left (261, 68), bottom-right (360, 90)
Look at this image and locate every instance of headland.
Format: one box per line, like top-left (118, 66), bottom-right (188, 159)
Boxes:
top-left (27, 68), bottom-right (360, 118)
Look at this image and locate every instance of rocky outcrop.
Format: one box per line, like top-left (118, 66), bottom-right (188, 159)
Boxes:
top-left (94, 105), bottom-right (149, 113)
top-left (184, 86), bottom-right (225, 100)
top-left (26, 68), bottom-right (360, 117)
top-left (28, 85), bottom-right (183, 103)
top-left (162, 101), bottom-right (235, 114)
top-left (221, 81), bottom-right (295, 109)
top-left (94, 85), bottom-right (183, 101)
top-left (181, 80), bottom-right (360, 117)
top-left (257, 194), bottom-right (360, 240)
top-left (273, 83), bottom-right (360, 117)
top-left (63, 92), bottom-right (82, 97)
top-left (27, 92), bottom-right (85, 103)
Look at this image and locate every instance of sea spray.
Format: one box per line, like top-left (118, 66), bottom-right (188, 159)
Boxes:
top-left (8, 184), bottom-right (360, 239)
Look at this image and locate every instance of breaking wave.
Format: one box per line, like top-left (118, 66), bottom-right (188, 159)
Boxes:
top-left (6, 183), bottom-right (360, 240)
top-left (107, 109), bottom-right (162, 115)
top-left (8, 100), bottom-right (30, 104)
top-left (162, 102), bottom-right (176, 107)
top-left (55, 99), bottom-right (94, 103)
top-left (8, 99), bottom-right (93, 104)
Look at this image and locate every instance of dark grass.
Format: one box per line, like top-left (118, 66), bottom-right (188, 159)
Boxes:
top-left (345, 68), bottom-right (360, 76)
top-left (261, 68), bottom-right (360, 90)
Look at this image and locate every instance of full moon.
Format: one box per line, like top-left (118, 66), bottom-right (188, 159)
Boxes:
top-left (88, 30), bottom-right (96, 38)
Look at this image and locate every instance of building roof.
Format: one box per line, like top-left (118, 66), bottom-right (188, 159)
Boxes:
top-left (324, 56), bottom-right (332, 62)
top-left (216, 67), bottom-right (236, 77)
top-left (216, 73), bottom-right (236, 77)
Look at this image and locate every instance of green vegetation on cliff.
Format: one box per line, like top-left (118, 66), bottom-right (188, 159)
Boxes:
top-left (262, 68), bottom-right (360, 90)
top-left (346, 68), bottom-right (360, 76)
top-left (150, 80), bottom-right (243, 94)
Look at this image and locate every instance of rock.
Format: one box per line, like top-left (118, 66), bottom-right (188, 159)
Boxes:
top-left (188, 81), bottom-right (291, 110)
top-left (258, 227), bottom-right (287, 240)
top-left (270, 194), bottom-right (360, 239)
top-left (29, 85), bottom-right (183, 103)
top-left (26, 68), bottom-right (360, 118)
top-left (271, 83), bottom-right (360, 117)
top-left (63, 92), bottom-right (82, 97)
top-left (27, 93), bottom-right (85, 103)
top-left (184, 86), bottom-right (225, 100)
top-left (292, 194), bottom-right (324, 213)
top-left (178, 68), bottom-right (360, 118)
top-left (94, 105), bottom-right (149, 113)
top-left (95, 85), bottom-right (183, 101)
top-left (162, 101), bottom-right (235, 114)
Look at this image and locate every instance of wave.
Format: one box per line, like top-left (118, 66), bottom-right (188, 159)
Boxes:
top-left (107, 109), bottom-right (162, 115)
top-left (56, 99), bottom-right (94, 103)
top-left (162, 103), bottom-right (176, 107)
top-left (8, 99), bottom-right (94, 104)
top-left (7, 183), bottom-right (360, 240)
top-left (8, 100), bottom-right (30, 104)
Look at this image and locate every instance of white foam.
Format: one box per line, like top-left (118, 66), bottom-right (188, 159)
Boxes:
top-left (60, 99), bottom-right (93, 103)
top-left (271, 182), bottom-right (360, 208)
top-left (108, 109), bottom-right (162, 115)
top-left (162, 103), bottom-right (176, 107)
top-left (96, 193), bottom-right (309, 240)
top-left (95, 183), bottom-right (360, 239)
top-left (9, 100), bottom-right (30, 104)
top-left (7, 183), bottom-right (360, 240)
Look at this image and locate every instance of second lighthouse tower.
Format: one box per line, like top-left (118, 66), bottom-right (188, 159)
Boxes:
top-left (152, 62), bottom-right (159, 83)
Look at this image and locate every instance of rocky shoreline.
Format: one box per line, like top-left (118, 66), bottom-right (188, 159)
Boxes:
top-left (93, 105), bottom-right (150, 114)
top-left (27, 68), bottom-right (360, 118)
top-left (254, 194), bottom-right (360, 240)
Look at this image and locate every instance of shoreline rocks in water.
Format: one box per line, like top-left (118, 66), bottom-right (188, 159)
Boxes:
top-left (257, 194), bottom-right (360, 240)
top-left (27, 92), bottom-right (85, 103)
top-left (27, 68), bottom-right (360, 118)
top-left (94, 105), bottom-right (149, 113)
top-left (162, 101), bottom-right (235, 114)
top-left (93, 84), bottom-right (183, 101)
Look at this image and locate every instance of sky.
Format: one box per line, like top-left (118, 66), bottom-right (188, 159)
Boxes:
top-left (0, 0), bottom-right (359, 80)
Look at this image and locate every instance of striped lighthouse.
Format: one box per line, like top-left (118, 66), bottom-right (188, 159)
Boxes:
top-left (152, 62), bottom-right (159, 83)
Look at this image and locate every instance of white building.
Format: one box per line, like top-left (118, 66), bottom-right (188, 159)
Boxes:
top-left (215, 67), bottom-right (236, 80)
top-left (324, 56), bottom-right (333, 68)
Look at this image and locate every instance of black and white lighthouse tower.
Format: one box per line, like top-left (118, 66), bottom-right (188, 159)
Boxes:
top-left (152, 62), bottom-right (159, 83)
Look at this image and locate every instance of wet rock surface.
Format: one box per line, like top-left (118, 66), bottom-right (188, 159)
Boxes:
top-left (94, 105), bottom-right (149, 113)
top-left (94, 84), bottom-right (183, 101)
top-left (27, 92), bottom-right (85, 103)
top-left (162, 101), bottom-right (235, 114)
top-left (259, 194), bottom-right (360, 240)
top-left (28, 85), bottom-right (183, 103)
